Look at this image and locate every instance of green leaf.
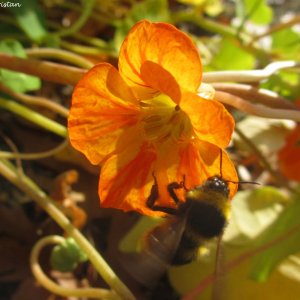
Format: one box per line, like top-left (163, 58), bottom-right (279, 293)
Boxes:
top-left (0, 39), bottom-right (41, 93)
top-left (224, 188), bottom-right (285, 245)
top-left (113, 0), bottom-right (170, 52)
top-left (271, 28), bottom-right (300, 60)
top-left (50, 238), bottom-right (88, 273)
top-left (260, 71), bottom-right (300, 100)
top-left (250, 193), bottom-right (300, 282)
top-left (236, 0), bottom-right (273, 25)
top-left (7, 0), bottom-right (47, 43)
top-left (204, 38), bottom-right (255, 71)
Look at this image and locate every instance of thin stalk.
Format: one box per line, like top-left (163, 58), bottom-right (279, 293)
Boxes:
top-left (0, 83), bottom-right (69, 118)
top-left (53, 0), bottom-right (97, 38)
top-left (203, 61), bottom-right (299, 83)
top-left (0, 98), bottom-right (67, 137)
top-left (212, 83), bottom-right (296, 110)
top-left (60, 40), bottom-right (116, 57)
top-left (0, 139), bottom-right (68, 160)
top-left (171, 12), bottom-right (242, 40)
top-left (56, 0), bottom-right (113, 24)
top-left (26, 48), bottom-right (94, 69)
top-left (0, 53), bottom-right (85, 86)
top-left (250, 14), bottom-right (300, 45)
top-left (213, 91), bottom-right (300, 122)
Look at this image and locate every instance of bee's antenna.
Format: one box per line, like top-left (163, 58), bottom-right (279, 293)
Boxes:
top-left (225, 180), bottom-right (260, 185)
top-left (219, 149), bottom-right (223, 178)
top-left (219, 149), bottom-right (260, 185)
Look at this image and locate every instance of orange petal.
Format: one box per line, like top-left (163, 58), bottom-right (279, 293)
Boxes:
top-left (99, 143), bottom-right (165, 216)
top-left (140, 61), bottom-right (181, 104)
top-left (119, 20), bottom-right (202, 95)
top-left (178, 140), bottom-right (238, 199)
top-left (68, 63), bottom-right (140, 165)
top-left (278, 126), bottom-right (300, 181)
top-left (180, 92), bottom-right (235, 148)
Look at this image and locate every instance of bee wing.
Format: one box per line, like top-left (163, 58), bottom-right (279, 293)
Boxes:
top-left (120, 215), bottom-right (187, 287)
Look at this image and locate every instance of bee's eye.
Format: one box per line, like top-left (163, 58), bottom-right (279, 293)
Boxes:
top-left (202, 177), bottom-right (229, 198)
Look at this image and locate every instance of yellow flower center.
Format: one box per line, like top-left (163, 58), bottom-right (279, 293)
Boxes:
top-left (140, 94), bottom-right (193, 144)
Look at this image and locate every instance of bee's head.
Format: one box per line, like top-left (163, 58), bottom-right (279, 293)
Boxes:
top-left (201, 176), bottom-right (230, 198)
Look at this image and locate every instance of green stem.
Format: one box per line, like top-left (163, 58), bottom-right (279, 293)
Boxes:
top-left (171, 12), bottom-right (242, 40)
top-left (53, 0), bottom-right (97, 38)
top-left (171, 11), bottom-right (269, 61)
top-left (0, 159), bottom-right (135, 300)
top-left (56, 0), bottom-right (113, 25)
top-left (0, 98), bottom-right (67, 137)
top-left (60, 40), bottom-right (116, 57)
top-left (0, 53), bottom-right (85, 85)
top-left (26, 48), bottom-right (94, 69)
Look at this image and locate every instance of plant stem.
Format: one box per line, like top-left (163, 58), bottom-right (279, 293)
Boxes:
top-left (60, 40), bottom-right (115, 56)
top-left (212, 83), bottom-right (296, 110)
top-left (171, 12), bottom-right (241, 39)
top-left (53, 0), bottom-right (97, 38)
top-left (26, 48), bottom-right (94, 69)
top-left (213, 91), bottom-right (300, 122)
top-left (0, 98), bottom-right (67, 137)
top-left (0, 53), bottom-right (85, 86)
top-left (250, 14), bottom-right (300, 45)
top-left (0, 139), bottom-right (68, 160)
top-left (0, 159), bottom-right (136, 300)
top-left (0, 83), bottom-right (69, 117)
top-left (203, 61), bottom-right (299, 83)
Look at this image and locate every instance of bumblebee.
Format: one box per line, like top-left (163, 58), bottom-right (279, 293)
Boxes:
top-left (145, 174), bottom-right (230, 265)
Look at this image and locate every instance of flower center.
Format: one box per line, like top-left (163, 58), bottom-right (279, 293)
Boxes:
top-left (140, 94), bottom-right (193, 143)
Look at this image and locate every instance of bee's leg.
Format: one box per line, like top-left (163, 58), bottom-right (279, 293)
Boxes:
top-left (146, 173), bottom-right (178, 215)
top-left (180, 175), bottom-right (188, 191)
top-left (168, 174), bottom-right (188, 204)
top-left (167, 182), bottom-right (184, 204)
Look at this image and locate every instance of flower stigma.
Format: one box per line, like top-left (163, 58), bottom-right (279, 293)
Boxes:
top-left (140, 94), bottom-right (193, 144)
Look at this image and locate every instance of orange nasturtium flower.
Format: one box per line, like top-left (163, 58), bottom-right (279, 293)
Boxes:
top-left (278, 125), bottom-right (300, 182)
top-left (68, 20), bottom-right (238, 216)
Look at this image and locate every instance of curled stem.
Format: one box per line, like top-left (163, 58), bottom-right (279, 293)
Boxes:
top-left (0, 159), bottom-right (136, 300)
top-left (31, 235), bottom-right (119, 300)
top-left (213, 91), bottom-right (300, 122)
top-left (0, 98), bottom-right (67, 137)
